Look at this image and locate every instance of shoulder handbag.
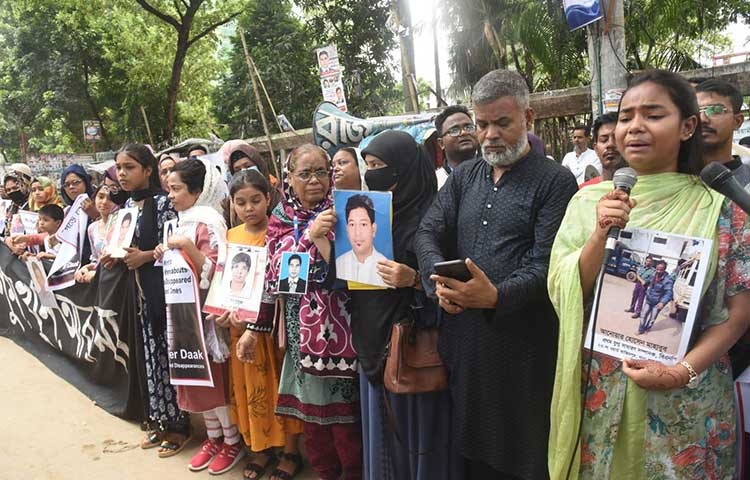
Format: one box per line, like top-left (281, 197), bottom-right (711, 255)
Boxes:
top-left (383, 319), bottom-right (448, 394)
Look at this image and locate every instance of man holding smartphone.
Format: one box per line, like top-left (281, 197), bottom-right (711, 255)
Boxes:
top-left (416, 69), bottom-right (577, 479)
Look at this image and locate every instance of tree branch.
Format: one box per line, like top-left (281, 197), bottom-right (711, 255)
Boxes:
top-left (171, 0), bottom-right (185, 21)
top-left (188, 11), bottom-right (240, 46)
top-left (134, 0), bottom-right (181, 29)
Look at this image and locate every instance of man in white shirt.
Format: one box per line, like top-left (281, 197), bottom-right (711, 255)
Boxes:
top-left (561, 124), bottom-right (602, 185)
top-left (336, 194), bottom-right (387, 287)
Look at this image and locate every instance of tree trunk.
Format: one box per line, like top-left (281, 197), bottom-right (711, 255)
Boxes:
top-left (165, 28), bottom-right (191, 142)
top-left (81, 58), bottom-right (111, 149)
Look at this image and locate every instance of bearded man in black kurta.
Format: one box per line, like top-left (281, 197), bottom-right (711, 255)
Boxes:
top-left (416, 69), bottom-right (578, 480)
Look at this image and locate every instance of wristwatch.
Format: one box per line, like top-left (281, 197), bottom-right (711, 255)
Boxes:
top-left (679, 360), bottom-right (698, 387)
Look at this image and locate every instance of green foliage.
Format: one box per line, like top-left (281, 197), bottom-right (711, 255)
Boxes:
top-left (212, 1), bottom-right (320, 139)
top-left (624, 0), bottom-right (745, 70)
top-left (441, 0), bottom-right (750, 94)
top-left (298, 0), bottom-right (401, 117)
top-left (0, 0), bottom-right (224, 160)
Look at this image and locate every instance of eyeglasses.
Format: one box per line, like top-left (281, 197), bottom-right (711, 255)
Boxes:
top-left (699, 105), bottom-right (731, 117)
top-left (295, 169), bottom-right (329, 182)
top-left (63, 179), bottom-right (83, 189)
top-left (443, 124), bottom-right (477, 137)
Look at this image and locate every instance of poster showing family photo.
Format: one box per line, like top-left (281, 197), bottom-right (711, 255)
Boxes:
top-left (107, 207), bottom-right (138, 258)
top-left (584, 226), bottom-right (712, 365)
top-left (277, 251), bottom-right (310, 295)
top-left (333, 190), bottom-right (393, 288)
top-left (203, 244), bottom-right (267, 321)
top-left (26, 257), bottom-right (58, 309)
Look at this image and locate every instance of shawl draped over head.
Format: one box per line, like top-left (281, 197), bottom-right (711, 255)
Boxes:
top-left (361, 130), bottom-right (437, 264)
top-left (60, 164), bottom-right (95, 206)
top-left (547, 173), bottom-right (724, 479)
top-left (178, 157), bottom-right (228, 240)
top-left (263, 148), bottom-right (358, 377)
top-left (339, 147), bottom-right (368, 191)
top-left (29, 175), bottom-right (63, 211)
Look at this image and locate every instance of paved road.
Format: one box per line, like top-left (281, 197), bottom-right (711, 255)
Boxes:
top-left (0, 336), bottom-right (317, 480)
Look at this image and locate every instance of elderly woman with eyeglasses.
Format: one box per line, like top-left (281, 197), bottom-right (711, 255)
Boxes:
top-left (258, 143), bottom-right (362, 480)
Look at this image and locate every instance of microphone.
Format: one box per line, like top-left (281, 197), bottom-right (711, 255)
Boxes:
top-left (604, 167), bottom-right (638, 257)
top-left (700, 161), bottom-right (750, 215)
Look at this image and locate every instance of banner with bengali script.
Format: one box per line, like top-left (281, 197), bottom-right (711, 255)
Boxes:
top-left (0, 243), bottom-right (144, 419)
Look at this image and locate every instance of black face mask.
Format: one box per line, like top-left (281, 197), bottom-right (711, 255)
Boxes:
top-left (8, 190), bottom-right (27, 205)
top-left (364, 166), bottom-right (398, 192)
top-left (109, 189), bottom-right (130, 206)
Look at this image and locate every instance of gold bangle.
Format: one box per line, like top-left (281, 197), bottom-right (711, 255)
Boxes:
top-left (679, 360), bottom-right (698, 385)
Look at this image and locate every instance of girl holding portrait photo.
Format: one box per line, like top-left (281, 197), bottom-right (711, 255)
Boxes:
top-left (218, 168), bottom-right (304, 480)
top-left (153, 158), bottom-right (245, 475)
top-left (75, 184), bottom-right (118, 283)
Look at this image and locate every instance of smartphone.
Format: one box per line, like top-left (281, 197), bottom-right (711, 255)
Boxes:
top-left (434, 259), bottom-right (472, 282)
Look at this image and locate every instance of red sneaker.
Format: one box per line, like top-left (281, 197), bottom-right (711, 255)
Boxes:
top-left (207, 442), bottom-right (246, 475)
top-left (188, 438), bottom-right (222, 471)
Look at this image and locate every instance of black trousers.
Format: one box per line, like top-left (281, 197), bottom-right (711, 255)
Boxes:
top-left (464, 458), bottom-right (524, 480)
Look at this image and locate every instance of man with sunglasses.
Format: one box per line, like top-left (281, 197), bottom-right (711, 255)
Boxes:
top-left (696, 79), bottom-right (750, 186)
top-left (435, 105), bottom-right (479, 189)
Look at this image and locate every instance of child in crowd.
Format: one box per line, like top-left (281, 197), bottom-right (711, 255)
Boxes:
top-left (11, 203), bottom-right (65, 259)
top-left (218, 168), bottom-right (304, 480)
top-left (154, 158), bottom-right (244, 475)
top-left (75, 185), bottom-right (118, 283)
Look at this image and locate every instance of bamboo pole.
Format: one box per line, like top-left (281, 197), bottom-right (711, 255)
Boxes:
top-left (239, 28), bottom-right (281, 180)
top-left (140, 106), bottom-right (154, 147)
top-left (247, 55), bottom-right (282, 131)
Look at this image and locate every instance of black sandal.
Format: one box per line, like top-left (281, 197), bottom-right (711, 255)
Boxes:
top-left (270, 452), bottom-right (304, 480)
top-left (243, 449), bottom-right (278, 480)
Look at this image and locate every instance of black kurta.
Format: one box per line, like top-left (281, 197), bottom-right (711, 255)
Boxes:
top-left (415, 152), bottom-right (577, 479)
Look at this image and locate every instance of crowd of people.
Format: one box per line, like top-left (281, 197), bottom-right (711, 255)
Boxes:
top-left (2, 66), bottom-right (750, 480)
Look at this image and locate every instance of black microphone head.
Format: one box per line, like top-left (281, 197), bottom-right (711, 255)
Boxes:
top-left (613, 167), bottom-right (637, 193)
top-left (700, 161), bottom-right (735, 190)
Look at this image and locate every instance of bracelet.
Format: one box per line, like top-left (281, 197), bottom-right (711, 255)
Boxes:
top-left (679, 360), bottom-right (698, 385)
top-left (412, 270), bottom-right (420, 288)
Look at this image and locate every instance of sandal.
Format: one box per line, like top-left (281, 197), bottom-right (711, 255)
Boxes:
top-left (244, 450), bottom-right (278, 480)
top-left (140, 430), bottom-right (163, 450)
top-left (157, 432), bottom-right (193, 458)
top-left (269, 452), bottom-right (304, 480)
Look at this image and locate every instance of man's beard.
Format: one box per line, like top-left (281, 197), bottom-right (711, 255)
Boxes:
top-left (482, 134), bottom-right (528, 167)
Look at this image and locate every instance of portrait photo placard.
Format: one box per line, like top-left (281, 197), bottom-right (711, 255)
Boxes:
top-left (26, 256), bottom-right (58, 309)
top-left (277, 251), bottom-right (310, 295)
top-left (584, 226), bottom-right (713, 365)
top-left (107, 207), bottom-right (139, 258)
top-left (333, 190), bottom-right (393, 288)
top-left (204, 244), bottom-right (267, 321)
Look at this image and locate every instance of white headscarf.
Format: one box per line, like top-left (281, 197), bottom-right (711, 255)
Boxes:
top-left (178, 157), bottom-right (228, 239)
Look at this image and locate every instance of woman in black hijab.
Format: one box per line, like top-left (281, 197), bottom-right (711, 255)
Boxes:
top-left (348, 130), bottom-right (462, 480)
